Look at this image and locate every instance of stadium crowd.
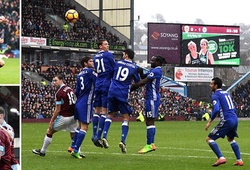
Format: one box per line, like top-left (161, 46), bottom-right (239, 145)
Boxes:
top-left (22, 63), bottom-right (228, 120)
top-left (231, 80), bottom-right (250, 117)
top-left (22, 0), bottom-right (127, 46)
top-left (0, 0), bottom-right (19, 54)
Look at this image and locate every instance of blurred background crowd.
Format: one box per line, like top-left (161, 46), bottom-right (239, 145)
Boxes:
top-left (22, 63), bottom-right (250, 120)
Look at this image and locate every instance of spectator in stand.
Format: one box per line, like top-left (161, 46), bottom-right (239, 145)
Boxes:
top-left (62, 22), bottom-right (69, 32)
top-left (231, 80), bottom-right (250, 117)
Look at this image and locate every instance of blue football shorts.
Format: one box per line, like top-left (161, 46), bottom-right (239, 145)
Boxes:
top-left (107, 96), bottom-right (132, 115)
top-left (145, 99), bottom-right (160, 119)
top-left (208, 119), bottom-right (238, 140)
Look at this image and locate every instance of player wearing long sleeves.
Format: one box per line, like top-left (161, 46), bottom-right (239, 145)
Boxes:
top-left (70, 56), bottom-right (97, 159)
top-left (205, 77), bottom-right (243, 167)
top-left (92, 39), bottom-right (115, 147)
top-left (101, 49), bottom-right (140, 153)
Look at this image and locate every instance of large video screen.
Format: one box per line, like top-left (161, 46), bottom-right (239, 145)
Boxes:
top-left (182, 24), bottom-right (240, 66)
top-left (148, 23), bottom-right (181, 64)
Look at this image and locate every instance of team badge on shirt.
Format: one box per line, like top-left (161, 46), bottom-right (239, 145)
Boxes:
top-left (149, 72), bottom-right (154, 77)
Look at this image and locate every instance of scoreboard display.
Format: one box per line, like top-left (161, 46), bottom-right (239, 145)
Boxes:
top-left (182, 24), bottom-right (240, 66)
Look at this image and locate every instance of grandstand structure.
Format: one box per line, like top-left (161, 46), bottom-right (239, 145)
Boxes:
top-left (21, 0), bottom-right (138, 120)
top-left (21, 0), bottom-right (250, 120)
top-left (21, 0), bottom-right (186, 94)
top-left (21, 0), bottom-right (134, 66)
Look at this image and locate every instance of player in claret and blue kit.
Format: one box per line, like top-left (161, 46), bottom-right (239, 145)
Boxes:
top-left (205, 77), bottom-right (244, 167)
top-left (32, 74), bottom-right (78, 157)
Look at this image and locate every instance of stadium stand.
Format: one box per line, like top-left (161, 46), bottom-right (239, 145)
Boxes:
top-left (22, 63), bottom-right (215, 120)
top-left (22, 0), bottom-right (127, 46)
top-left (22, 63), bottom-right (250, 120)
top-left (21, 0), bottom-right (129, 119)
top-left (231, 80), bottom-right (250, 117)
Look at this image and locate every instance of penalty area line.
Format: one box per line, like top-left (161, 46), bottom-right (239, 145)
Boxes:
top-left (24, 149), bottom-right (248, 160)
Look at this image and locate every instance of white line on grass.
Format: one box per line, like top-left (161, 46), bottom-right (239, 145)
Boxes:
top-left (24, 148), bottom-right (250, 160)
top-left (160, 146), bottom-right (250, 156)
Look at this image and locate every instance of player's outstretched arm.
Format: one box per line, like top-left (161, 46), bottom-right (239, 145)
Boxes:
top-left (130, 77), bottom-right (152, 92)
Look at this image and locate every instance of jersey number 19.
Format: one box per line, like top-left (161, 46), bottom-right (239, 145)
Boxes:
top-left (116, 67), bottom-right (129, 81)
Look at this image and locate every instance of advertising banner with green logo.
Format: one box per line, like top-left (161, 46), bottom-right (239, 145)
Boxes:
top-left (47, 39), bottom-right (126, 51)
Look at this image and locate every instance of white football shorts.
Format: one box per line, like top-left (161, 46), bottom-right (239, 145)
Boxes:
top-left (52, 115), bottom-right (77, 133)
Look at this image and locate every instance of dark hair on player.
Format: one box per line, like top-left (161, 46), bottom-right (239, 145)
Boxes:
top-left (80, 56), bottom-right (92, 67)
top-left (124, 49), bottom-right (135, 60)
top-left (154, 55), bottom-right (167, 66)
top-left (212, 77), bottom-right (222, 88)
top-left (0, 106), bottom-right (5, 114)
top-left (54, 74), bottom-right (64, 80)
top-left (98, 39), bottom-right (107, 47)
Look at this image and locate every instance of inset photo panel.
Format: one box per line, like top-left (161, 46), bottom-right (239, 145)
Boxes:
top-left (0, 0), bottom-right (20, 85)
top-left (0, 86), bottom-right (20, 169)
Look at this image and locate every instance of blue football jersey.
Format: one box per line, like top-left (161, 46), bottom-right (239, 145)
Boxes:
top-left (94, 50), bottom-right (115, 89)
top-left (145, 66), bottom-right (162, 101)
top-left (211, 89), bottom-right (237, 121)
top-left (108, 60), bottom-right (140, 102)
top-left (75, 67), bottom-right (96, 104)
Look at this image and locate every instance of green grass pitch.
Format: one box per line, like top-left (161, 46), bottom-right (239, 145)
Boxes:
top-left (0, 58), bottom-right (20, 84)
top-left (22, 121), bottom-right (250, 170)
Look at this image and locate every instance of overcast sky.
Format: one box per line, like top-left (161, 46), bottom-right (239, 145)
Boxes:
top-left (134, 0), bottom-right (250, 25)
